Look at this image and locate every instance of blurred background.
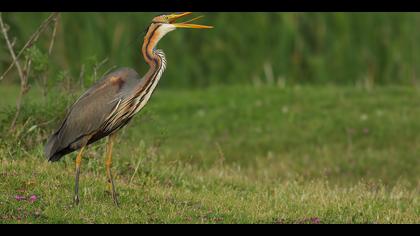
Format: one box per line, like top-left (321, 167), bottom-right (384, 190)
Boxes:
top-left (1, 12), bottom-right (420, 88)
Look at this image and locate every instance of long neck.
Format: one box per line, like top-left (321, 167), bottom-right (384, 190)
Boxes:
top-left (141, 47), bottom-right (164, 85)
top-left (141, 25), bottom-right (167, 85)
top-left (140, 48), bottom-right (166, 92)
top-left (142, 31), bottom-right (161, 79)
top-left (131, 27), bottom-right (167, 103)
top-left (142, 29), bottom-right (160, 67)
top-left (106, 25), bottom-right (169, 126)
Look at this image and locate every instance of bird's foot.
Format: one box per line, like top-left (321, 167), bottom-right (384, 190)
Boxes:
top-left (112, 195), bottom-right (120, 207)
top-left (104, 189), bottom-right (120, 207)
top-left (73, 195), bottom-right (80, 206)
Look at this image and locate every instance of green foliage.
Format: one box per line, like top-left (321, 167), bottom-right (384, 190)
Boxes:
top-left (1, 13), bottom-right (420, 87)
top-left (25, 46), bottom-right (49, 74)
top-left (56, 70), bottom-right (70, 83)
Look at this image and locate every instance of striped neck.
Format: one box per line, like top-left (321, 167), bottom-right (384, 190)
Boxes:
top-left (129, 49), bottom-right (166, 115)
top-left (141, 23), bottom-right (171, 67)
top-left (141, 24), bottom-right (168, 85)
top-left (103, 49), bottom-right (166, 132)
top-left (102, 23), bottom-right (174, 132)
top-left (142, 48), bottom-right (165, 81)
top-left (129, 23), bottom-right (170, 111)
top-left (142, 40), bottom-right (159, 68)
top-left (135, 48), bottom-right (166, 96)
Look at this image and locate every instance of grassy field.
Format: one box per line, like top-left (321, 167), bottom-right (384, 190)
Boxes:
top-left (0, 85), bottom-right (419, 223)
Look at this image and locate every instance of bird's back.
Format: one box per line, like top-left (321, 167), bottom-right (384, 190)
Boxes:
top-left (45, 68), bottom-right (141, 162)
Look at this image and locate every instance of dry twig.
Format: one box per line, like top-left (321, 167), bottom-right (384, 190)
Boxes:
top-left (0, 12), bottom-right (60, 131)
top-left (0, 13), bottom-right (25, 82)
top-left (41, 13), bottom-right (60, 97)
top-left (0, 12), bottom-right (59, 81)
top-left (0, 13), bottom-right (29, 131)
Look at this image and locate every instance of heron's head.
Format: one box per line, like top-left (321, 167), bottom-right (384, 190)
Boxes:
top-left (144, 12), bottom-right (213, 43)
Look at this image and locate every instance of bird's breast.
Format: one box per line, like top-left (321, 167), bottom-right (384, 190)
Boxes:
top-left (132, 68), bottom-right (163, 115)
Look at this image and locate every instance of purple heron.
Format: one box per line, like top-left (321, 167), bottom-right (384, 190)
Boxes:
top-left (44, 13), bottom-right (212, 206)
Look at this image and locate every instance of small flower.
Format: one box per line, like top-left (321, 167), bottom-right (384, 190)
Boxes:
top-left (29, 195), bottom-right (38, 203)
top-left (311, 217), bottom-right (321, 224)
top-left (15, 195), bottom-right (26, 201)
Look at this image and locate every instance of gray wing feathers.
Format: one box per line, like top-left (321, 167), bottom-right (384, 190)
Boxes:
top-left (45, 68), bottom-right (140, 161)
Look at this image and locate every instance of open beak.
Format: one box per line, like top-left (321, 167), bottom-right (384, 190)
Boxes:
top-left (167, 12), bottom-right (213, 29)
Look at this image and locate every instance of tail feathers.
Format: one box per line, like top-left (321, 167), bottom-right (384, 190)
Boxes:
top-left (45, 132), bottom-right (76, 162)
top-left (47, 152), bottom-right (65, 162)
top-left (45, 133), bottom-right (65, 162)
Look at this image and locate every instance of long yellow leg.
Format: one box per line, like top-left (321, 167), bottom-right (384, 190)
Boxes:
top-left (106, 134), bottom-right (119, 206)
top-left (74, 146), bottom-right (85, 205)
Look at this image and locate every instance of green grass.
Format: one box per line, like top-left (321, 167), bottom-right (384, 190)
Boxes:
top-left (0, 85), bottom-right (419, 223)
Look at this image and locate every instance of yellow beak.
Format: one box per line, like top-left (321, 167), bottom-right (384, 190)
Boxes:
top-left (167, 12), bottom-right (213, 29)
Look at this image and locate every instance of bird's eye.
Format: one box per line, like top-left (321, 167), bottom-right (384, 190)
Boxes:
top-left (151, 14), bottom-right (169, 24)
